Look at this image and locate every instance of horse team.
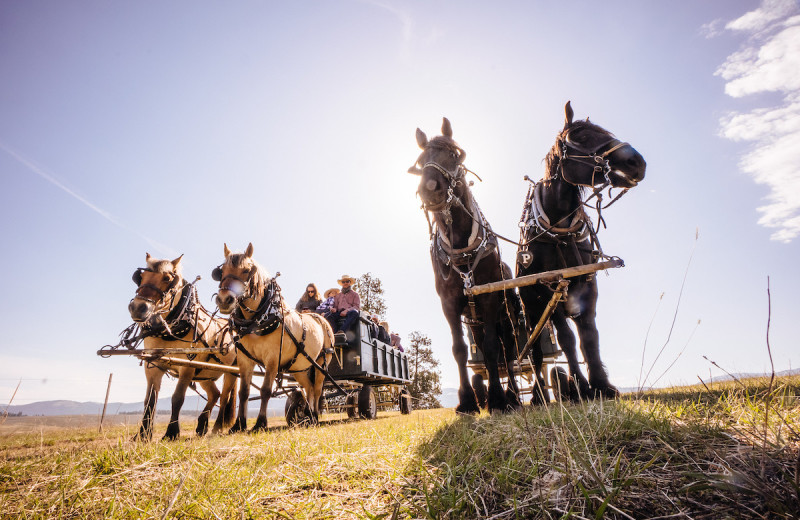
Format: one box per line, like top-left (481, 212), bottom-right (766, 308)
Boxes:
top-left (125, 102), bottom-right (646, 440)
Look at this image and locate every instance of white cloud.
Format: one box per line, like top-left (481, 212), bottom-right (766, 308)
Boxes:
top-left (715, 0), bottom-right (800, 242)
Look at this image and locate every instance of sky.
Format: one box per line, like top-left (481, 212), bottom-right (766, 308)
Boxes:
top-left (2, 0), bottom-right (799, 408)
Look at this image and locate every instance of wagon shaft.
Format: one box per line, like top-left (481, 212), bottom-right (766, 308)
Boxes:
top-left (464, 258), bottom-right (623, 296)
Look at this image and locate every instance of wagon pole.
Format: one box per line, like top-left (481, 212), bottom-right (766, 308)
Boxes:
top-left (463, 258), bottom-right (623, 296)
top-left (516, 280), bottom-right (569, 362)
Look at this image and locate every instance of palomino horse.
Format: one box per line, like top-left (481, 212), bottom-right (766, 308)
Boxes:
top-left (128, 253), bottom-right (238, 440)
top-left (213, 243), bottom-right (334, 433)
top-left (517, 102), bottom-right (646, 400)
top-left (409, 118), bottom-right (521, 414)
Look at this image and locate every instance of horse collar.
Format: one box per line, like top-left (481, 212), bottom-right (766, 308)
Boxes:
top-left (230, 279), bottom-right (282, 337)
top-left (143, 282), bottom-right (196, 341)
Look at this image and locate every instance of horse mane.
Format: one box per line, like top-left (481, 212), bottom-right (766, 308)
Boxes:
top-left (226, 253), bottom-right (271, 300)
top-left (146, 258), bottom-right (183, 278)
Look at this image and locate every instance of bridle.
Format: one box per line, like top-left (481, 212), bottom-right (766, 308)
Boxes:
top-left (131, 269), bottom-right (183, 319)
top-left (213, 265), bottom-right (260, 314)
top-left (555, 129), bottom-right (630, 189)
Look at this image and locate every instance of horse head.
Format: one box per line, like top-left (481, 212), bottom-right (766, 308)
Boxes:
top-left (128, 253), bottom-right (184, 323)
top-left (551, 101), bottom-right (646, 189)
top-left (213, 242), bottom-right (269, 315)
top-left (408, 117), bottom-right (469, 212)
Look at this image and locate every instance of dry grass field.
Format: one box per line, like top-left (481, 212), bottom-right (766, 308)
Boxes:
top-left (1, 377), bottom-right (799, 519)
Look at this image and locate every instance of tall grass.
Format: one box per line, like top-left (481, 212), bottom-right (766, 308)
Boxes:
top-left (2, 377), bottom-right (799, 518)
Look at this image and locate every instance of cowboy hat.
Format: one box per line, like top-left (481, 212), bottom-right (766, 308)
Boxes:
top-left (338, 275), bottom-right (356, 285)
top-left (324, 288), bottom-right (340, 298)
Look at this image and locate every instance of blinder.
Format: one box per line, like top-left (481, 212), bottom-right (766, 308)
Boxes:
top-left (132, 268), bottom-right (144, 286)
top-left (211, 265), bottom-right (223, 282)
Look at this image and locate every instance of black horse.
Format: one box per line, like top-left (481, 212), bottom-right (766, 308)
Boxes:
top-left (518, 102), bottom-right (646, 401)
top-left (409, 118), bottom-right (521, 414)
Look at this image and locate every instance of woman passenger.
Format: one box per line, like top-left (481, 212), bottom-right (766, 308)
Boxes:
top-left (295, 283), bottom-right (322, 313)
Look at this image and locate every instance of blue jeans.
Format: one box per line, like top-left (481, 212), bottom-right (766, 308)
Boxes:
top-left (325, 309), bottom-right (359, 333)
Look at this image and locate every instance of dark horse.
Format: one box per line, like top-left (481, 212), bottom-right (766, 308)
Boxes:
top-left (409, 118), bottom-right (521, 414)
top-left (518, 102), bottom-right (646, 400)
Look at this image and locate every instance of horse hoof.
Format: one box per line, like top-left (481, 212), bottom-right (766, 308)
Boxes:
top-left (161, 432), bottom-right (179, 441)
top-left (593, 385), bottom-right (620, 399)
top-left (228, 422), bottom-right (246, 435)
top-left (504, 389), bottom-right (521, 410)
top-left (132, 431), bottom-right (152, 442)
top-left (455, 403), bottom-right (480, 415)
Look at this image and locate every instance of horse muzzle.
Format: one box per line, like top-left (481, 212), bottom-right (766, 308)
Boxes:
top-left (128, 299), bottom-right (154, 323)
top-left (608, 146), bottom-right (646, 187)
top-left (215, 291), bottom-right (237, 315)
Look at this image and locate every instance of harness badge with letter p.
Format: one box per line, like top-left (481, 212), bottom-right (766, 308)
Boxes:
top-left (517, 250), bottom-right (533, 269)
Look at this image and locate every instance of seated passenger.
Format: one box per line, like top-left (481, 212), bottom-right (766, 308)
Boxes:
top-left (368, 314), bottom-right (382, 341)
top-left (295, 283), bottom-right (322, 313)
top-left (315, 288), bottom-right (339, 314)
top-left (390, 331), bottom-right (404, 352)
top-left (377, 319), bottom-right (391, 344)
top-left (324, 274), bottom-right (360, 337)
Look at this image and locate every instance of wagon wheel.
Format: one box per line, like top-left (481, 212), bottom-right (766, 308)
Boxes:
top-left (472, 374), bottom-right (488, 409)
top-left (345, 392), bottom-right (358, 419)
top-left (399, 388), bottom-right (412, 415)
top-left (358, 385), bottom-right (377, 419)
top-left (285, 389), bottom-right (311, 426)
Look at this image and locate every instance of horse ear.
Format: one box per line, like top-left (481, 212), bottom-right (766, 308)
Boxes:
top-left (415, 128), bottom-right (428, 149)
top-left (171, 254), bottom-right (183, 269)
top-left (564, 101), bottom-right (574, 129)
top-left (442, 117), bottom-right (453, 138)
top-left (245, 242), bottom-right (254, 258)
top-left (145, 252), bottom-right (152, 262)
top-left (223, 243), bottom-right (231, 258)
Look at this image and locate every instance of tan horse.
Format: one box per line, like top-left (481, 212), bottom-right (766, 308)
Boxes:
top-left (213, 243), bottom-right (334, 433)
top-left (129, 253), bottom-right (238, 441)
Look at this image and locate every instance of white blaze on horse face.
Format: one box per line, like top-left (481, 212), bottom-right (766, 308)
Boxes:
top-left (226, 279), bottom-right (246, 297)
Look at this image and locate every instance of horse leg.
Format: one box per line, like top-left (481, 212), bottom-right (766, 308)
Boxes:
top-left (135, 366), bottom-right (163, 441)
top-left (444, 310), bottom-right (479, 414)
top-left (476, 295), bottom-right (510, 414)
top-left (499, 319), bottom-right (522, 409)
top-left (230, 357), bottom-right (255, 434)
top-left (196, 380), bottom-right (220, 437)
top-left (552, 312), bottom-right (590, 400)
top-left (293, 370), bottom-right (317, 425)
top-left (163, 368), bottom-right (195, 441)
top-left (574, 313), bottom-right (619, 398)
top-left (213, 373), bottom-right (237, 433)
top-left (251, 362), bottom-right (277, 433)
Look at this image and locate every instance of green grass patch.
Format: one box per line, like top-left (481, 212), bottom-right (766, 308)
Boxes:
top-left (1, 378), bottom-right (798, 518)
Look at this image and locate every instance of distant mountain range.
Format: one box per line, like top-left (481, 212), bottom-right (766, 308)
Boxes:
top-left (5, 395), bottom-right (287, 417)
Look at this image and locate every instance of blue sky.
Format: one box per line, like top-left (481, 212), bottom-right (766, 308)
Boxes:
top-left (2, 0), bottom-right (798, 407)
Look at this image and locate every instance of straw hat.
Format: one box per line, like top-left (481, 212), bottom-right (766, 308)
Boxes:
top-left (323, 288), bottom-right (340, 298)
top-left (337, 274), bottom-right (356, 285)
